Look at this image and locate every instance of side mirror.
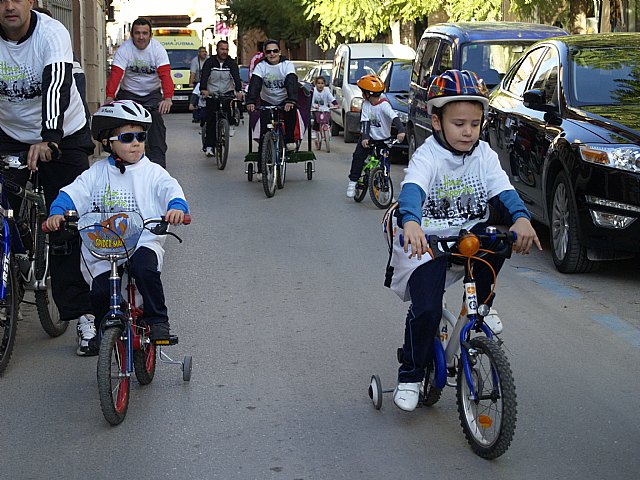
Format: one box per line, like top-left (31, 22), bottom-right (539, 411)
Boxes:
top-left (523, 89), bottom-right (555, 113)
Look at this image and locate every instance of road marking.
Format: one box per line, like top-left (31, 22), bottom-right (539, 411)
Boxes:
top-left (591, 314), bottom-right (640, 348)
top-left (514, 267), bottom-right (581, 299)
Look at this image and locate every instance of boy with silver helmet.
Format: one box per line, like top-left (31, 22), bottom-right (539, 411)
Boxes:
top-left (45, 100), bottom-right (189, 342)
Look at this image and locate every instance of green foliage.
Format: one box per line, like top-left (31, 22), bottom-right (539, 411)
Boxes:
top-left (445, 0), bottom-right (503, 21)
top-left (227, 0), bottom-right (312, 48)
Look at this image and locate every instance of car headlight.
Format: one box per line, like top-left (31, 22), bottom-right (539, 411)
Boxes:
top-left (351, 97), bottom-right (363, 112)
top-left (395, 110), bottom-right (408, 124)
top-left (579, 144), bottom-right (640, 173)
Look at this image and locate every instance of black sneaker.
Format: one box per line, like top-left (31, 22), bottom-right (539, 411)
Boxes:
top-left (149, 321), bottom-right (171, 341)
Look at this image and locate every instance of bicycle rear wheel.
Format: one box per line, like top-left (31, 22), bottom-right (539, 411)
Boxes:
top-left (216, 117), bottom-right (230, 170)
top-left (369, 166), bottom-right (394, 209)
top-left (0, 257), bottom-right (18, 375)
top-left (97, 326), bottom-right (130, 425)
top-left (261, 132), bottom-right (277, 198)
top-left (34, 213), bottom-right (66, 337)
top-left (457, 336), bottom-right (517, 459)
top-left (276, 134), bottom-right (286, 190)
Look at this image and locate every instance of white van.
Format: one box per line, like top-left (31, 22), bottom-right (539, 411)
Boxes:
top-left (330, 43), bottom-right (415, 143)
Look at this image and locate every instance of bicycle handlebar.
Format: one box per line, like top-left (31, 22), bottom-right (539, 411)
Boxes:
top-left (425, 228), bottom-right (516, 260)
top-left (0, 143), bottom-right (60, 168)
top-left (41, 212), bottom-right (192, 234)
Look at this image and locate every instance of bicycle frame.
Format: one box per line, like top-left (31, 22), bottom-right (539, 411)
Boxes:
top-left (263, 106), bottom-right (287, 166)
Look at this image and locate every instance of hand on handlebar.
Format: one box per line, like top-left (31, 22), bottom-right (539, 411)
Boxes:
top-left (27, 142), bottom-right (59, 170)
top-left (44, 214), bottom-right (65, 232)
top-left (396, 132), bottom-right (406, 143)
top-left (164, 209), bottom-right (186, 225)
top-left (403, 220), bottom-right (428, 260)
top-left (509, 217), bottom-right (542, 255)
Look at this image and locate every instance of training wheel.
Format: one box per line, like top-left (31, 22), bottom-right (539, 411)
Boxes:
top-left (182, 355), bottom-right (192, 382)
top-left (368, 374), bottom-right (383, 410)
top-left (247, 163), bottom-right (254, 182)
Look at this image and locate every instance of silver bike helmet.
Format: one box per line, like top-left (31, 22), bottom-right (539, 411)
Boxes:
top-left (91, 100), bottom-right (152, 142)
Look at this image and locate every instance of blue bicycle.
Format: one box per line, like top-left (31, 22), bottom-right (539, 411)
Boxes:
top-left (370, 226), bottom-right (518, 459)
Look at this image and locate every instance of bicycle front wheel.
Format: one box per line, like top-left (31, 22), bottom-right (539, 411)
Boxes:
top-left (216, 117), bottom-right (230, 170)
top-left (354, 174), bottom-right (368, 203)
top-left (369, 166), bottom-right (394, 209)
top-left (323, 125), bottom-right (331, 153)
top-left (457, 336), bottom-right (517, 459)
top-left (97, 326), bottom-right (130, 425)
top-left (34, 215), bottom-right (66, 337)
top-left (0, 257), bottom-right (18, 375)
top-left (261, 132), bottom-right (277, 198)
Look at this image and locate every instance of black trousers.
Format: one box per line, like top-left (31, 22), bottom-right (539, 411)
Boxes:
top-left (90, 247), bottom-right (168, 327)
top-left (204, 95), bottom-right (235, 148)
top-left (0, 126), bottom-right (93, 321)
top-left (348, 138), bottom-right (372, 181)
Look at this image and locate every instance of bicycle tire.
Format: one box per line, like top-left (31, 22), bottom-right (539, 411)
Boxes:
top-left (324, 125), bottom-right (331, 153)
top-left (216, 117), bottom-right (230, 170)
top-left (97, 326), bottom-right (130, 425)
top-left (354, 174), bottom-right (368, 203)
top-left (34, 212), bottom-right (66, 337)
top-left (276, 134), bottom-right (286, 190)
top-left (457, 336), bottom-right (517, 459)
top-left (0, 257), bottom-right (18, 375)
top-left (133, 324), bottom-right (156, 385)
top-left (421, 361), bottom-right (442, 407)
top-left (261, 132), bottom-right (277, 198)
top-left (369, 166), bottom-right (394, 209)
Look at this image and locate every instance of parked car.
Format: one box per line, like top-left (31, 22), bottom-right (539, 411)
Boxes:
top-left (302, 61), bottom-right (332, 85)
top-left (291, 60), bottom-right (319, 80)
top-left (485, 33), bottom-right (640, 272)
top-left (331, 43), bottom-right (415, 143)
top-left (407, 22), bottom-right (567, 157)
top-left (377, 59), bottom-right (412, 154)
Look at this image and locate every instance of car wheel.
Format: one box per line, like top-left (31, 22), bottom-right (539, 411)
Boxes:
top-left (549, 171), bottom-right (595, 273)
top-left (331, 120), bottom-right (340, 136)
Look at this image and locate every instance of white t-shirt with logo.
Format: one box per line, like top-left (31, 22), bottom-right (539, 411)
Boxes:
top-left (360, 98), bottom-right (397, 140)
top-left (312, 88), bottom-right (336, 111)
top-left (252, 60), bottom-right (295, 105)
top-left (0, 12), bottom-right (86, 144)
top-left (112, 38), bottom-right (170, 96)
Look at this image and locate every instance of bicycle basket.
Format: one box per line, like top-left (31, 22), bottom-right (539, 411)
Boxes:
top-left (78, 211), bottom-right (144, 257)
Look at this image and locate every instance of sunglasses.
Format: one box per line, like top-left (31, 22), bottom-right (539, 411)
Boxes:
top-left (265, 48), bottom-right (280, 54)
top-left (109, 131), bottom-right (147, 143)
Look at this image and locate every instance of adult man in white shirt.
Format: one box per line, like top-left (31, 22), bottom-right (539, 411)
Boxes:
top-left (0, 0), bottom-right (96, 355)
top-left (105, 17), bottom-right (174, 167)
top-left (189, 46), bottom-right (208, 123)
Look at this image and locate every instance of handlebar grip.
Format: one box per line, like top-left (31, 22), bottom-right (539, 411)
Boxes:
top-left (183, 214), bottom-right (192, 225)
top-left (41, 221), bottom-right (53, 233)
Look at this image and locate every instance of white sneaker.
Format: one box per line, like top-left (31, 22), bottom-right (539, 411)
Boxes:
top-left (229, 126), bottom-right (236, 137)
top-left (205, 147), bottom-right (214, 157)
top-left (256, 173), bottom-right (262, 182)
top-left (76, 314), bottom-right (97, 356)
top-left (286, 142), bottom-right (296, 151)
top-left (346, 181), bottom-right (357, 198)
top-left (393, 382), bottom-right (420, 412)
top-left (483, 309), bottom-right (503, 334)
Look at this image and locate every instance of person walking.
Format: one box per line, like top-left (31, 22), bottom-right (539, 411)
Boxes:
top-left (105, 17), bottom-right (174, 168)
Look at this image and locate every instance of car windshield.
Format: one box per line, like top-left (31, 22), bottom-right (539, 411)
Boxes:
top-left (461, 43), bottom-right (531, 87)
top-left (166, 49), bottom-right (198, 70)
top-left (348, 58), bottom-right (390, 84)
top-left (387, 63), bottom-right (412, 92)
top-left (570, 46), bottom-right (640, 105)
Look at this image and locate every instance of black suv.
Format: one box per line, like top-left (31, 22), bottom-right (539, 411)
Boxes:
top-left (407, 22), bottom-right (567, 158)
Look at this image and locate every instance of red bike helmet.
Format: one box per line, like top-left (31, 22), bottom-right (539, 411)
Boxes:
top-left (427, 70), bottom-right (489, 114)
top-left (356, 74), bottom-right (385, 96)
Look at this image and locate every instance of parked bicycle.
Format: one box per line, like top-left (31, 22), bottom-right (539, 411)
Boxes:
top-left (370, 226), bottom-right (517, 459)
top-left (0, 150), bottom-right (66, 375)
top-left (354, 139), bottom-right (397, 209)
top-left (202, 92), bottom-right (235, 170)
top-left (44, 210), bottom-right (192, 424)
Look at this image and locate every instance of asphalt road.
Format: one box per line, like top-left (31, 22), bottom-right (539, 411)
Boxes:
top-left (1, 113), bottom-right (638, 479)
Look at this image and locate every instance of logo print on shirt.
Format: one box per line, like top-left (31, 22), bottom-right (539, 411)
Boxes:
top-left (0, 62), bottom-right (41, 102)
top-left (128, 59), bottom-right (158, 75)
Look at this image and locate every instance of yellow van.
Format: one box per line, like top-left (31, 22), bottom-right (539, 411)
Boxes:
top-left (152, 28), bottom-right (201, 109)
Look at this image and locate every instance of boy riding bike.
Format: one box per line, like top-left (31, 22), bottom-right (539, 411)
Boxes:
top-left (346, 74), bottom-right (405, 198)
top-left (45, 100), bottom-right (190, 344)
top-left (386, 70), bottom-right (541, 412)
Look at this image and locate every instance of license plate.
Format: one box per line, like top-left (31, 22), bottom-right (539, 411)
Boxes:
top-left (173, 95), bottom-right (189, 101)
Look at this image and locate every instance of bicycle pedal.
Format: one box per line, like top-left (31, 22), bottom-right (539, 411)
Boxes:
top-left (154, 335), bottom-right (178, 346)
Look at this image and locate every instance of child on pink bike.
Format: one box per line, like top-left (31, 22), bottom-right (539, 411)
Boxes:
top-left (311, 76), bottom-right (338, 149)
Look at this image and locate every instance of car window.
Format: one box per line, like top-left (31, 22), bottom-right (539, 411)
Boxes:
top-left (530, 48), bottom-right (560, 106)
top-left (570, 46), bottom-right (640, 105)
top-left (378, 62), bottom-right (391, 84)
top-left (166, 49), bottom-right (198, 70)
top-left (435, 42), bottom-right (453, 75)
top-left (461, 43), bottom-right (531, 88)
top-left (333, 55), bottom-right (345, 85)
top-left (388, 63), bottom-right (412, 92)
top-left (348, 58), bottom-right (388, 84)
top-left (505, 47), bottom-right (547, 97)
top-left (417, 39), bottom-right (439, 88)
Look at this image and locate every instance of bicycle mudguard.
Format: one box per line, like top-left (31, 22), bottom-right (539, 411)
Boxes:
top-left (433, 338), bottom-right (447, 389)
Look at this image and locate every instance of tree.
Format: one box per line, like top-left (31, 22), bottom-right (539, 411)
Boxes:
top-left (227, 0), bottom-right (312, 48)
